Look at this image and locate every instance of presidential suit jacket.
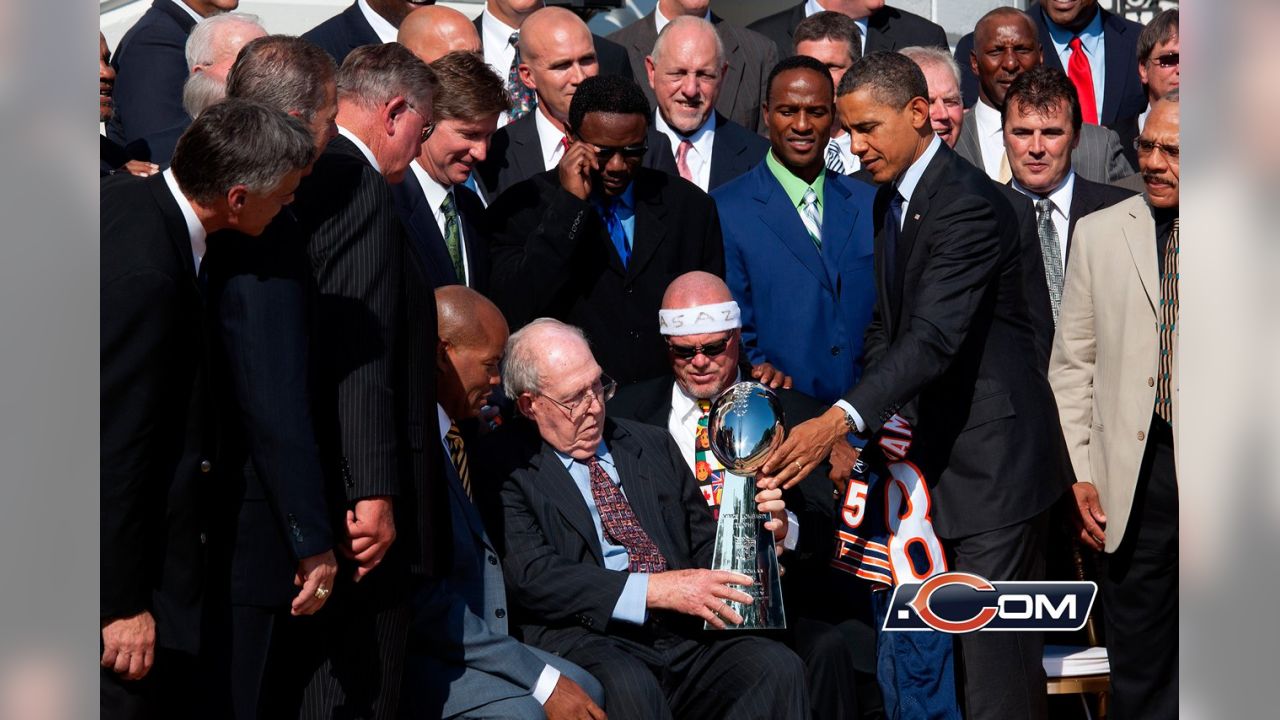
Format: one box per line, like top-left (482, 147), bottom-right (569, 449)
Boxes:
top-left (392, 170), bottom-right (491, 293)
top-left (844, 144), bottom-right (1067, 538)
top-left (473, 13), bottom-right (634, 82)
top-left (105, 0), bottom-right (196, 147)
top-left (1049, 195), bottom-right (1175, 553)
top-left (748, 2), bottom-right (948, 59)
top-left (644, 112), bottom-right (769, 192)
top-left (954, 106), bottom-right (1134, 185)
top-left (291, 134), bottom-right (444, 575)
top-left (302, 1), bottom-right (380, 65)
top-left (954, 2), bottom-right (1147, 155)
top-left (485, 167), bottom-right (726, 385)
top-left (712, 160), bottom-right (877, 404)
top-left (496, 418), bottom-right (716, 653)
top-left (609, 13), bottom-right (777, 134)
top-left (101, 173), bottom-right (211, 654)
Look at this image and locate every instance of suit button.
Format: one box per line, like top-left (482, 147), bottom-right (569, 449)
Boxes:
top-left (199, 532), bottom-right (208, 545)
top-left (495, 608), bottom-right (506, 619)
top-left (830, 346), bottom-right (840, 356)
top-left (488, 554), bottom-right (498, 566)
top-left (1137, 431), bottom-right (1146, 441)
top-left (200, 459), bottom-right (212, 474)
top-left (1148, 377), bottom-right (1155, 387)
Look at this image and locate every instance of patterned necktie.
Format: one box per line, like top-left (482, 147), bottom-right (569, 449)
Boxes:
top-left (825, 139), bottom-right (845, 175)
top-left (1156, 218), bottom-right (1179, 424)
top-left (599, 199), bottom-right (630, 267)
top-left (507, 32), bottom-right (536, 121)
top-left (799, 187), bottom-right (822, 249)
top-left (440, 191), bottom-right (465, 284)
top-left (1034, 198), bottom-right (1065, 324)
top-left (694, 399), bottom-right (725, 516)
top-left (676, 139), bottom-right (694, 183)
top-left (445, 422), bottom-right (472, 499)
top-left (587, 457), bottom-right (668, 573)
top-left (1067, 36), bottom-right (1098, 124)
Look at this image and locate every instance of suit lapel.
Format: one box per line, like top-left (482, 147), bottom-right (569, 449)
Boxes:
top-left (511, 114), bottom-right (544, 178)
top-left (157, 0), bottom-right (198, 33)
top-left (608, 428), bottom-right (679, 565)
top-left (865, 9), bottom-right (889, 52)
top-left (955, 109), bottom-right (982, 165)
top-left (626, 177), bottom-right (666, 281)
top-left (820, 176), bottom-right (861, 277)
top-left (1120, 202), bottom-right (1159, 317)
top-left (399, 170), bottom-right (458, 284)
top-left (1031, 4), bottom-right (1066, 73)
top-left (532, 443), bottom-right (605, 565)
top-left (147, 174), bottom-right (201, 295)
top-left (755, 167), bottom-right (834, 293)
top-left (891, 152), bottom-right (945, 322)
top-left (1099, 10), bottom-right (1128, 126)
top-left (445, 455), bottom-right (495, 551)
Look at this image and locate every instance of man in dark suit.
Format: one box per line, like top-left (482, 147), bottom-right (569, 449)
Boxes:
top-left (749, 0), bottom-right (947, 62)
top-left (401, 287), bottom-right (606, 720)
top-left (486, 74), bottom-right (724, 385)
top-left (1003, 66), bottom-right (1137, 359)
top-left (392, 51), bottom-right (506, 292)
top-left (101, 99), bottom-right (315, 720)
top-left (106, 0), bottom-right (237, 148)
top-left (100, 32), bottom-right (159, 178)
top-left (953, 0), bottom-right (1147, 161)
top-left (490, 318), bottom-right (810, 720)
top-left (765, 52), bottom-right (1068, 720)
top-left (639, 16), bottom-right (768, 192)
top-left (302, 0), bottom-right (419, 64)
top-left (609, 271), bottom-right (863, 720)
top-left (609, 0), bottom-right (776, 134)
top-left (954, 8), bottom-right (1132, 186)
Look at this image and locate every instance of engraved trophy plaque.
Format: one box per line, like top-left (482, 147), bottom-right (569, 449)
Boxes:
top-left (704, 381), bottom-right (787, 630)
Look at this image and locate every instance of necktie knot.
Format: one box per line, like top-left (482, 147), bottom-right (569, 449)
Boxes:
top-left (440, 191), bottom-right (456, 216)
top-left (1069, 35), bottom-right (1085, 52)
top-left (509, 31), bottom-right (520, 47)
top-left (696, 398), bottom-right (711, 416)
top-left (799, 187), bottom-right (823, 249)
top-left (1035, 197), bottom-right (1052, 217)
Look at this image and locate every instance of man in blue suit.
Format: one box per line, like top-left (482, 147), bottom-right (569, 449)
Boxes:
top-left (712, 55), bottom-right (876, 406)
top-left (402, 286), bottom-right (606, 720)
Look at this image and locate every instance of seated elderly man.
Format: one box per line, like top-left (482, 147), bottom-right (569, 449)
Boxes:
top-left (486, 318), bottom-right (811, 720)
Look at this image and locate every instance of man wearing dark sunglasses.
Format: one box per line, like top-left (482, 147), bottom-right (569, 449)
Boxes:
top-left (487, 74), bottom-right (726, 385)
top-left (1136, 9), bottom-right (1178, 135)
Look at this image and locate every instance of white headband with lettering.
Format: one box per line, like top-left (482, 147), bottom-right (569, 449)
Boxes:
top-left (658, 301), bottom-right (742, 336)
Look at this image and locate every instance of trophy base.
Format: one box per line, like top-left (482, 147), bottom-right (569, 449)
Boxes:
top-left (704, 474), bottom-right (786, 631)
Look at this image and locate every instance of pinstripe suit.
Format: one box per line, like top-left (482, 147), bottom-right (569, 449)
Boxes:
top-left (956, 107), bottom-right (1133, 185)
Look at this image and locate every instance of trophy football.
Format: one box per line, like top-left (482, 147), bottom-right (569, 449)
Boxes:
top-left (705, 381), bottom-right (787, 630)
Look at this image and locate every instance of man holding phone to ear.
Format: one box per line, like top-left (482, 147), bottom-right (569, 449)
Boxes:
top-left (486, 73), bottom-right (726, 386)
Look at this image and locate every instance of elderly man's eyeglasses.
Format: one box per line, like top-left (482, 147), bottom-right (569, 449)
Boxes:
top-left (541, 375), bottom-right (617, 421)
top-left (1149, 52), bottom-right (1179, 68)
top-left (1133, 139), bottom-right (1179, 159)
top-left (667, 336), bottom-right (731, 360)
top-left (404, 102), bottom-right (433, 143)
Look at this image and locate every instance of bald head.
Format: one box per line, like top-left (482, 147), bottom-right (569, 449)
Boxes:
top-left (398, 6), bottom-right (481, 64)
top-left (436, 285), bottom-right (508, 350)
top-left (973, 7), bottom-right (1037, 47)
top-left (436, 286), bottom-right (509, 421)
top-left (662, 271), bottom-right (733, 310)
top-left (504, 318), bottom-right (594, 399)
top-left (518, 6), bottom-right (590, 62)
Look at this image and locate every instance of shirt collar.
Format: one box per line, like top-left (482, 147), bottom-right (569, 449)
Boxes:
top-left (1043, 5), bottom-right (1104, 55)
top-left (337, 125), bottom-right (381, 173)
top-left (671, 369), bottom-right (743, 426)
top-left (534, 106), bottom-right (568, 167)
top-left (973, 98), bottom-right (1003, 138)
top-left (411, 159), bottom-right (451, 210)
top-left (655, 109), bottom-right (716, 156)
top-left (593, 183), bottom-right (636, 213)
top-left (436, 404), bottom-right (454, 442)
top-left (171, 0), bottom-right (203, 24)
top-left (1013, 170), bottom-right (1076, 212)
top-left (161, 168), bottom-right (208, 272)
top-left (554, 442), bottom-right (614, 471)
top-left (356, 0), bottom-right (399, 43)
top-left (895, 133), bottom-right (942, 205)
top-left (655, 4), bottom-right (712, 34)
top-left (766, 149), bottom-right (826, 210)
top-left (481, 8), bottom-right (519, 52)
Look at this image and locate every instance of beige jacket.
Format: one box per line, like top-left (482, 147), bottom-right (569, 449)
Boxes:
top-left (1049, 194), bottom-right (1179, 553)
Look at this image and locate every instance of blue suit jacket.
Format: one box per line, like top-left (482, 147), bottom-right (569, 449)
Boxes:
top-left (105, 0), bottom-right (196, 147)
top-left (712, 160), bottom-right (877, 404)
top-left (302, 1), bottom-right (380, 65)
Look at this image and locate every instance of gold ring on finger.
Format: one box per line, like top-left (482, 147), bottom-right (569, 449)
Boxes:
top-left (314, 586), bottom-right (330, 600)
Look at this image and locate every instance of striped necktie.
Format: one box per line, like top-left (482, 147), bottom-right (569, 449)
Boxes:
top-left (1156, 218), bottom-right (1178, 424)
top-left (825, 140), bottom-right (845, 175)
top-left (445, 422), bottom-right (472, 499)
top-left (799, 187), bottom-right (822, 249)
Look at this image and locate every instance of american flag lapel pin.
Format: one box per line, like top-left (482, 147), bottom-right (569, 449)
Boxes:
top-left (912, 213), bottom-right (921, 221)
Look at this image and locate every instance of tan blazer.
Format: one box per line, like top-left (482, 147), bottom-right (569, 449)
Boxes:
top-left (1049, 194), bottom-right (1179, 553)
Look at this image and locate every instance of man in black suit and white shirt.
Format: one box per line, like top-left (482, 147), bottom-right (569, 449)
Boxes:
top-left (486, 74), bottom-right (724, 385)
top-left (302, 0), bottom-right (420, 64)
top-left (392, 51), bottom-right (505, 292)
top-left (749, 0), bottom-right (947, 63)
top-left (101, 99), bottom-right (315, 720)
top-left (641, 16), bottom-right (768, 192)
top-left (609, 0), bottom-right (777, 134)
top-left (765, 52), bottom-right (1068, 720)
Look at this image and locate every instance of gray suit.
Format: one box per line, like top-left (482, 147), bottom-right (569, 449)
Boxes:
top-left (955, 107), bottom-right (1133, 185)
top-left (608, 12), bottom-right (777, 134)
top-left (402, 434), bottom-right (603, 719)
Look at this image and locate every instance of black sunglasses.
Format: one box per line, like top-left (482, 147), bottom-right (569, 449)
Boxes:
top-left (1149, 52), bottom-right (1179, 68)
top-left (666, 337), bottom-right (731, 360)
top-left (594, 143), bottom-right (648, 162)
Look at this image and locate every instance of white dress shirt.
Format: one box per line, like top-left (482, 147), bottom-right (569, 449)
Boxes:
top-left (410, 161), bottom-right (472, 284)
top-left (337, 125), bottom-right (381, 173)
top-left (972, 99), bottom-right (1007, 180)
top-left (654, 4), bottom-right (711, 34)
top-left (535, 106), bottom-right (570, 171)
top-left (654, 111), bottom-right (715, 191)
top-left (804, 0), bottom-right (869, 55)
top-left (1013, 171), bottom-right (1076, 271)
top-left (161, 168), bottom-right (207, 274)
top-left (1044, 9), bottom-right (1106, 119)
top-left (435, 403), bottom-right (560, 705)
top-left (356, 0), bottom-right (398, 43)
top-left (481, 10), bottom-right (521, 128)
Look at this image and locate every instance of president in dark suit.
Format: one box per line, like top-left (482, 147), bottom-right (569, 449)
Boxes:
top-left (609, 1), bottom-right (777, 134)
top-left (101, 99), bottom-right (315, 720)
top-left (766, 53), bottom-right (1069, 720)
top-left (486, 75), bottom-right (724, 386)
top-left (486, 318), bottom-right (810, 720)
top-left (749, 1), bottom-right (947, 61)
top-left (302, 0), bottom-right (420, 64)
top-left (639, 16), bottom-right (769, 192)
top-left (713, 56), bottom-right (876, 405)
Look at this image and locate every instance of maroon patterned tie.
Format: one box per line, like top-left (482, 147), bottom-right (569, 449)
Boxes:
top-left (587, 457), bottom-right (668, 573)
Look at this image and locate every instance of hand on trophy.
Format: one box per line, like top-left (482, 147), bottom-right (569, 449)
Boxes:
top-left (646, 569), bottom-right (755, 630)
top-left (755, 485), bottom-right (788, 544)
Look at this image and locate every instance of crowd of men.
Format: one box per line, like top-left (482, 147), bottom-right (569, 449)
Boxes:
top-left (101, 1), bottom-right (1180, 719)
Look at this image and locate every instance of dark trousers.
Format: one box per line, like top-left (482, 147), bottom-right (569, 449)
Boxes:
top-left (555, 625), bottom-right (810, 720)
top-left (790, 616), bottom-right (859, 720)
top-left (100, 648), bottom-right (198, 720)
top-left (946, 510), bottom-right (1050, 720)
top-left (1100, 417), bottom-right (1178, 720)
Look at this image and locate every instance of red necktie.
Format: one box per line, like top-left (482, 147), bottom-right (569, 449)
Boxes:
top-left (1067, 36), bottom-right (1098, 124)
top-left (587, 458), bottom-right (668, 573)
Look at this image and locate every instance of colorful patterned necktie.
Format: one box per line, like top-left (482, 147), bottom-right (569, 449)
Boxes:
top-left (507, 31), bottom-right (536, 121)
top-left (676, 139), bottom-right (694, 182)
top-left (1067, 36), bottom-right (1098, 124)
top-left (445, 422), bottom-right (472, 499)
top-left (824, 139), bottom-right (845, 175)
top-left (799, 187), bottom-right (822, 250)
top-left (440, 191), bottom-right (465, 284)
top-left (694, 399), bottom-right (725, 517)
top-left (587, 457), bottom-right (668, 573)
top-left (1156, 218), bottom-right (1178, 424)
top-left (1035, 198), bottom-right (1065, 323)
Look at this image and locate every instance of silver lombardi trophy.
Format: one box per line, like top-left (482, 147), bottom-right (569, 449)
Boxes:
top-left (705, 381), bottom-right (787, 630)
